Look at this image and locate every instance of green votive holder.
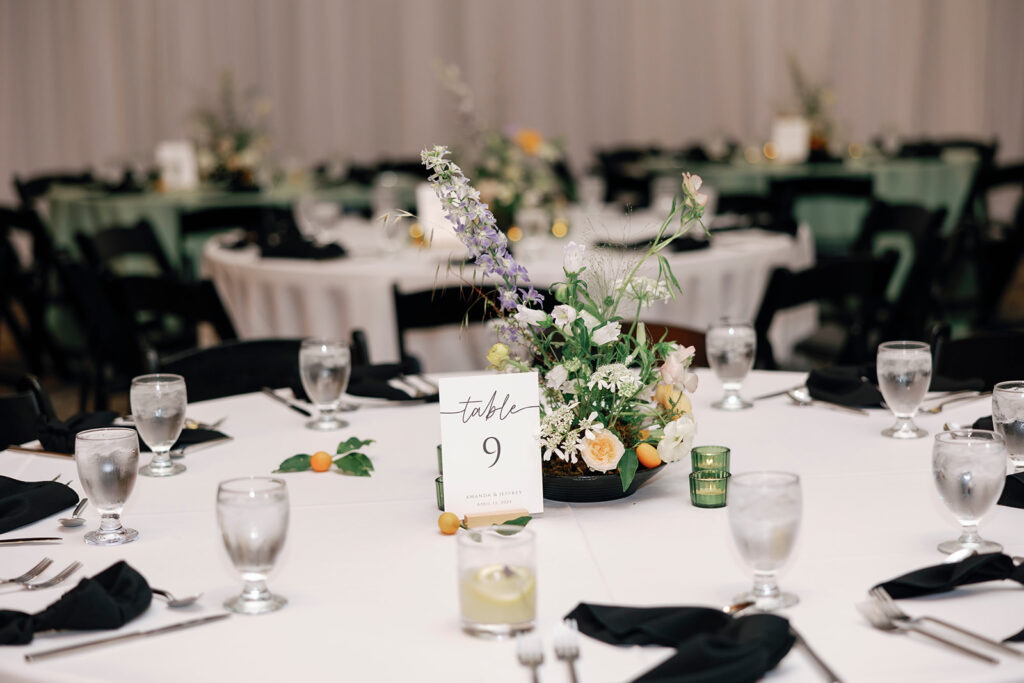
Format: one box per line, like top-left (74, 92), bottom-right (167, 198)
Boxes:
top-left (689, 470), bottom-right (730, 508)
top-left (435, 475), bottom-right (444, 511)
top-left (691, 445), bottom-right (730, 472)
top-left (436, 444), bottom-right (443, 475)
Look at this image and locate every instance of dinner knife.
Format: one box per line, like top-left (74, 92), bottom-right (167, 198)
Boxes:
top-left (0, 537), bottom-right (62, 545)
top-left (260, 387), bottom-right (313, 417)
top-left (25, 613), bottom-right (230, 662)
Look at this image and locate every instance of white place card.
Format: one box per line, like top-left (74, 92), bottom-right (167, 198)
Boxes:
top-left (771, 116), bottom-right (810, 164)
top-left (155, 140), bottom-right (199, 191)
top-left (439, 372), bottom-right (543, 516)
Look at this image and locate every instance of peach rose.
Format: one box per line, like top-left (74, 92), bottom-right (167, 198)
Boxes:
top-left (579, 430), bottom-right (625, 473)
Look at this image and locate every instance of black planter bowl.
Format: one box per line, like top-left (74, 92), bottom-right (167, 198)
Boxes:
top-left (542, 464), bottom-right (666, 503)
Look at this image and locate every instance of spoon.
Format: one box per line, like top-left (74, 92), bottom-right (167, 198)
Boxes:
top-left (151, 587), bottom-right (202, 608)
top-left (786, 388), bottom-right (870, 416)
top-left (59, 499), bottom-right (88, 527)
top-left (943, 547), bottom-right (1024, 565)
top-left (722, 600), bottom-right (755, 614)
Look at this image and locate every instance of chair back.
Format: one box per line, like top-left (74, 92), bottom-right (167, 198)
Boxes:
top-left (158, 339), bottom-right (306, 403)
top-left (0, 376), bottom-right (55, 450)
top-left (754, 252), bottom-right (898, 369)
top-left (14, 171), bottom-right (94, 209)
top-left (76, 220), bottom-right (176, 279)
top-left (714, 194), bottom-right (798, 235)
top-left (639, 323), bottom-right (708, 367)
top-left (933, 329), bottom-right (1024, 389)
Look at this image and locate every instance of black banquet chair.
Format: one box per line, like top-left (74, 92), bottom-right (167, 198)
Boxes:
top-left (157, 339), bottom-right (307, 404)
top-left (0, 375), bottom-right (56, 451)
top-left (753, 252), bottom-right (899, 370)
top-left (932, 327), bottom-right (1024, 390)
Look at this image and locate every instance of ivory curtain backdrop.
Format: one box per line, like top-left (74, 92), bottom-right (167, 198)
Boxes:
top-left (2, 0), bottom-right (1023, 202)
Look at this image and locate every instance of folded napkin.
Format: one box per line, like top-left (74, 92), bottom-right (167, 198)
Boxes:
top-left (0, 561), bottom-right (151, 645)
top-left (348, 364), bottom-right (439, 403)
top-left (260, 238), bottom-right (346, 260)
top-left (0, 476), bottom-right (79, 534)
top-left (594, 236), bottom-right (710, 253)
top-left (875, 553), bottom-right (1024, 600)
top-left (807, 365), bottom-right (987, 408)
top-left (566, 603), bottom-right (794, 683)
top-left (37, 413), bottom-right (229, 455)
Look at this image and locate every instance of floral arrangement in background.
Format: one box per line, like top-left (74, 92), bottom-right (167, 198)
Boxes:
top-left (421, 145), bottom-right (707, 490)
top-left (787, 55), bottom-right (836, 153)
top-left (192, 69), bottom-right (272, 190)
top-left (435, 63), bottom-right (571, 227)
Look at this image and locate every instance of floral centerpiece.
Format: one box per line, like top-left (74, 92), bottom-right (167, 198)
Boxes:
top-left (192, 70), bottom-right (271, 191)
top-left (787, 56), bottom-right (836, 156)
top-left (421, 145), bottom-right (707, 499)
top-left (436, 63), bottom-right (571, 228)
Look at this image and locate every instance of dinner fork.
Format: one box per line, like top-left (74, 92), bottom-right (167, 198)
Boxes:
top-left (21, 562), bottom-right (83, 591)
top-left (857, 600), bottom-right (997, 663)
top-left (0, 558), bottom-right (54, 585)
top-left (516, 632), bottom-right (544, 683)
top-left (553, 619), bottom-right (580, 683)
top-left (869, 586), bottom-right (1022, 657)
top-left (920, 391), bottom-right (990, 414)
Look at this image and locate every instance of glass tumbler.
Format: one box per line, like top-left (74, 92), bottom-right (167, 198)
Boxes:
top-left (993, 381), bottom-right (1024, 470)
top-left (877, 341), bottom-right (931, 439)
top-left (706, 318), bottom-right (756, 410)
top-left (299, 339), bottom-right (352, 430)
top-left (728, 472), bottom-right (802, 610)
top-left (217, 477), bottom-right (290, 614)
top-left (75, 428), bottom-right (140, 546)
top-left (457, 525), bottom-right (536, 638)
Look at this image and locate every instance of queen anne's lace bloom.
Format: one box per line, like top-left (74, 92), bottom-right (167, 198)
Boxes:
top-left (588, 363), bottom-right (643, 396)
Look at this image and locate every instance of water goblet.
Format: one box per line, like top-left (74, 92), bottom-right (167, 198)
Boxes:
top-left (728, 472), bottom-right (801, 610)
top-left (877, 341), bottom-right (932, 439)
top-left (217, 477), bottom-right (290, 615)
top-left (993, 381), bottom-right (1024, 470)
top-left (74, 428), bottom-right (140, 546)
top-left (299, 339), bottom-right (352, 430)
top-left (932, 429), bottom-right (1006, 554)
top-left (706, 318), bottom-right (756, 410)
top-left (132, 374), bottom-right (187, 477)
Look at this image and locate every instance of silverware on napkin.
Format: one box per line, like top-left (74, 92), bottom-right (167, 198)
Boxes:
top-left (260, 387), bottom-right (313, 417)
top-left (0, 537), bottom-right (63, 545)
top-left (25, 613), bottom-right (231, 662)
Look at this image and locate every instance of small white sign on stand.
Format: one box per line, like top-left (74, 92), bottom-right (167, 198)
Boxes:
top-left (438, 372), bottom-right (543, 517)
top-left (771, 116), bottom-right (810, 164)
top-left (155, 141), bottom-right (199, 191)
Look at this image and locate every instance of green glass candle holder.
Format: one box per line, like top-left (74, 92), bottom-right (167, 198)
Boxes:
top-left (436, 444), bottom-right (443, 475)
top-left (691, 445), bottom-right (730, 472)
top-left (689, 470), bottom-right (730, 508)
top-left (435, 475), bottom-right (444, 511)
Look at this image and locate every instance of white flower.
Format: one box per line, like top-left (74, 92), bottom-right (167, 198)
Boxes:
top-left (514, 304), bottom-right (548, 327)
top-left (577, 411), bottom-right (604, 441)
top-left (579, 429), bottom-right (625, 473)
top-left (545, 364), bottom-right (569, 392)
top-left (659, 345), bottom-right (699, 393)
top-left (551, 304), bottom-right (578, 331)
top-left (682, 172), bottom-right (702, 196)
top-left (579, 310), bottom-right (601, 331)
top-left (588, 363), bottom-right (643, 396)
top-left (657, 414), bottom-right (697, 463)
top-left (592, 321), bottom-right (621, 346)
top-left (563, 241), bottom-right (586, 273)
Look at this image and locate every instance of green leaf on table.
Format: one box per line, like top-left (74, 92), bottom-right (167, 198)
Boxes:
top-left (618, 449), bottom-right (639, 492)
top-left (501, 516), bottom-right (531, 527)
top-left (334, 452), bottom-right (373, 477)
top-left (337, 437), bottom-right (375, 455)
top-left (274, 454), bottom-right (311, 473)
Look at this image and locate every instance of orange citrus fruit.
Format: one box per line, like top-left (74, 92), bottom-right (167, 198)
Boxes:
top-left (438, 512), bottom-right (460, 535)
top-left (636, 443), bottom-right (662, 469)
top-left (310, 451), bottom-right (332, 472)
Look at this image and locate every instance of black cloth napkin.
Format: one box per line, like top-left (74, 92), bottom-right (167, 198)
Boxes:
top-left (37, 413), bottom-right (229, 455)
top-left (0, 476), bottom-right (79, 534)
top-left (874, 553), bottom-right (1024, 600)
top-left (347, 364), bottom-right (439, 403)
top-left (807, 364), bottom-right (987, 408)
top-left (566, 603), bottom-right (794, 683)
top-left (260, 238), bottom-right (346, 260)
top-left (0, 561), bottom-right (151, 645)
top-left (594, 236), bottom-right (710, 253)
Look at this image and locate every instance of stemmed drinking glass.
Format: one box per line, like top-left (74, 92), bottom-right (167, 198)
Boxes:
top-left (932, 429), bottom-right (1006, 554)
top-left (993, 381), bottom-right (1024, 470)
top-left (876, 341), bottom-right (932, 439)
top-left (728, 472), bottom-right (802, 610)
top-left (706, 318), bottom-right (756, 410)
top-left (132, 374), bottom-right (187, 477)
top-left (74, 427), bottom-right (140, 546)
top-left (299, 339), bottom-right (352, 430)
top-left (217, 477), bottom-right (290, 614)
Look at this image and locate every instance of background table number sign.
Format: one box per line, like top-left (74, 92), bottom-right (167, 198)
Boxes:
top-left (438, 372), bottom-right (543, 516)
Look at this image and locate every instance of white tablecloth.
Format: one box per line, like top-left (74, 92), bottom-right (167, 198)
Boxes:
top-left (202, 215), bottom-right (816, 372)
top-left (1, 371), bottom-right (1021, 682)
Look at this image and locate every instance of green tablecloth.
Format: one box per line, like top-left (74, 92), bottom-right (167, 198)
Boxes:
top-left (45, 182), bottom-right (415, 273)
top-left (661, 157), bottom-right (977, 255)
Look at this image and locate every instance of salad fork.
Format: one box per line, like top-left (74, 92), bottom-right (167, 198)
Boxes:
top-left (516, 632), bottom-right (544, 683)
top-left (553, 619), bottom-right (580, 683)
top-left (1, 558), bottom-right (53, 585)
top-left (920, 391), bottom-right (989, 414)
top-left (857, 600), bottom-right (996, 663)
top-left (21, 562), bottom-right (83, 591)
top-left (869, 586), bottom-right (1022, 657)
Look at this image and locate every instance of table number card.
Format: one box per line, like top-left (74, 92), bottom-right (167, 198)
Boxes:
top-left (439, 372), bottom-right (543, 516)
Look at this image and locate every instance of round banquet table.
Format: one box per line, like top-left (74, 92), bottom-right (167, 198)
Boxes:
top-left (202, 217), bottom-right (817, 372)
top-left (2, 370), bottom-right (1023, 682)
